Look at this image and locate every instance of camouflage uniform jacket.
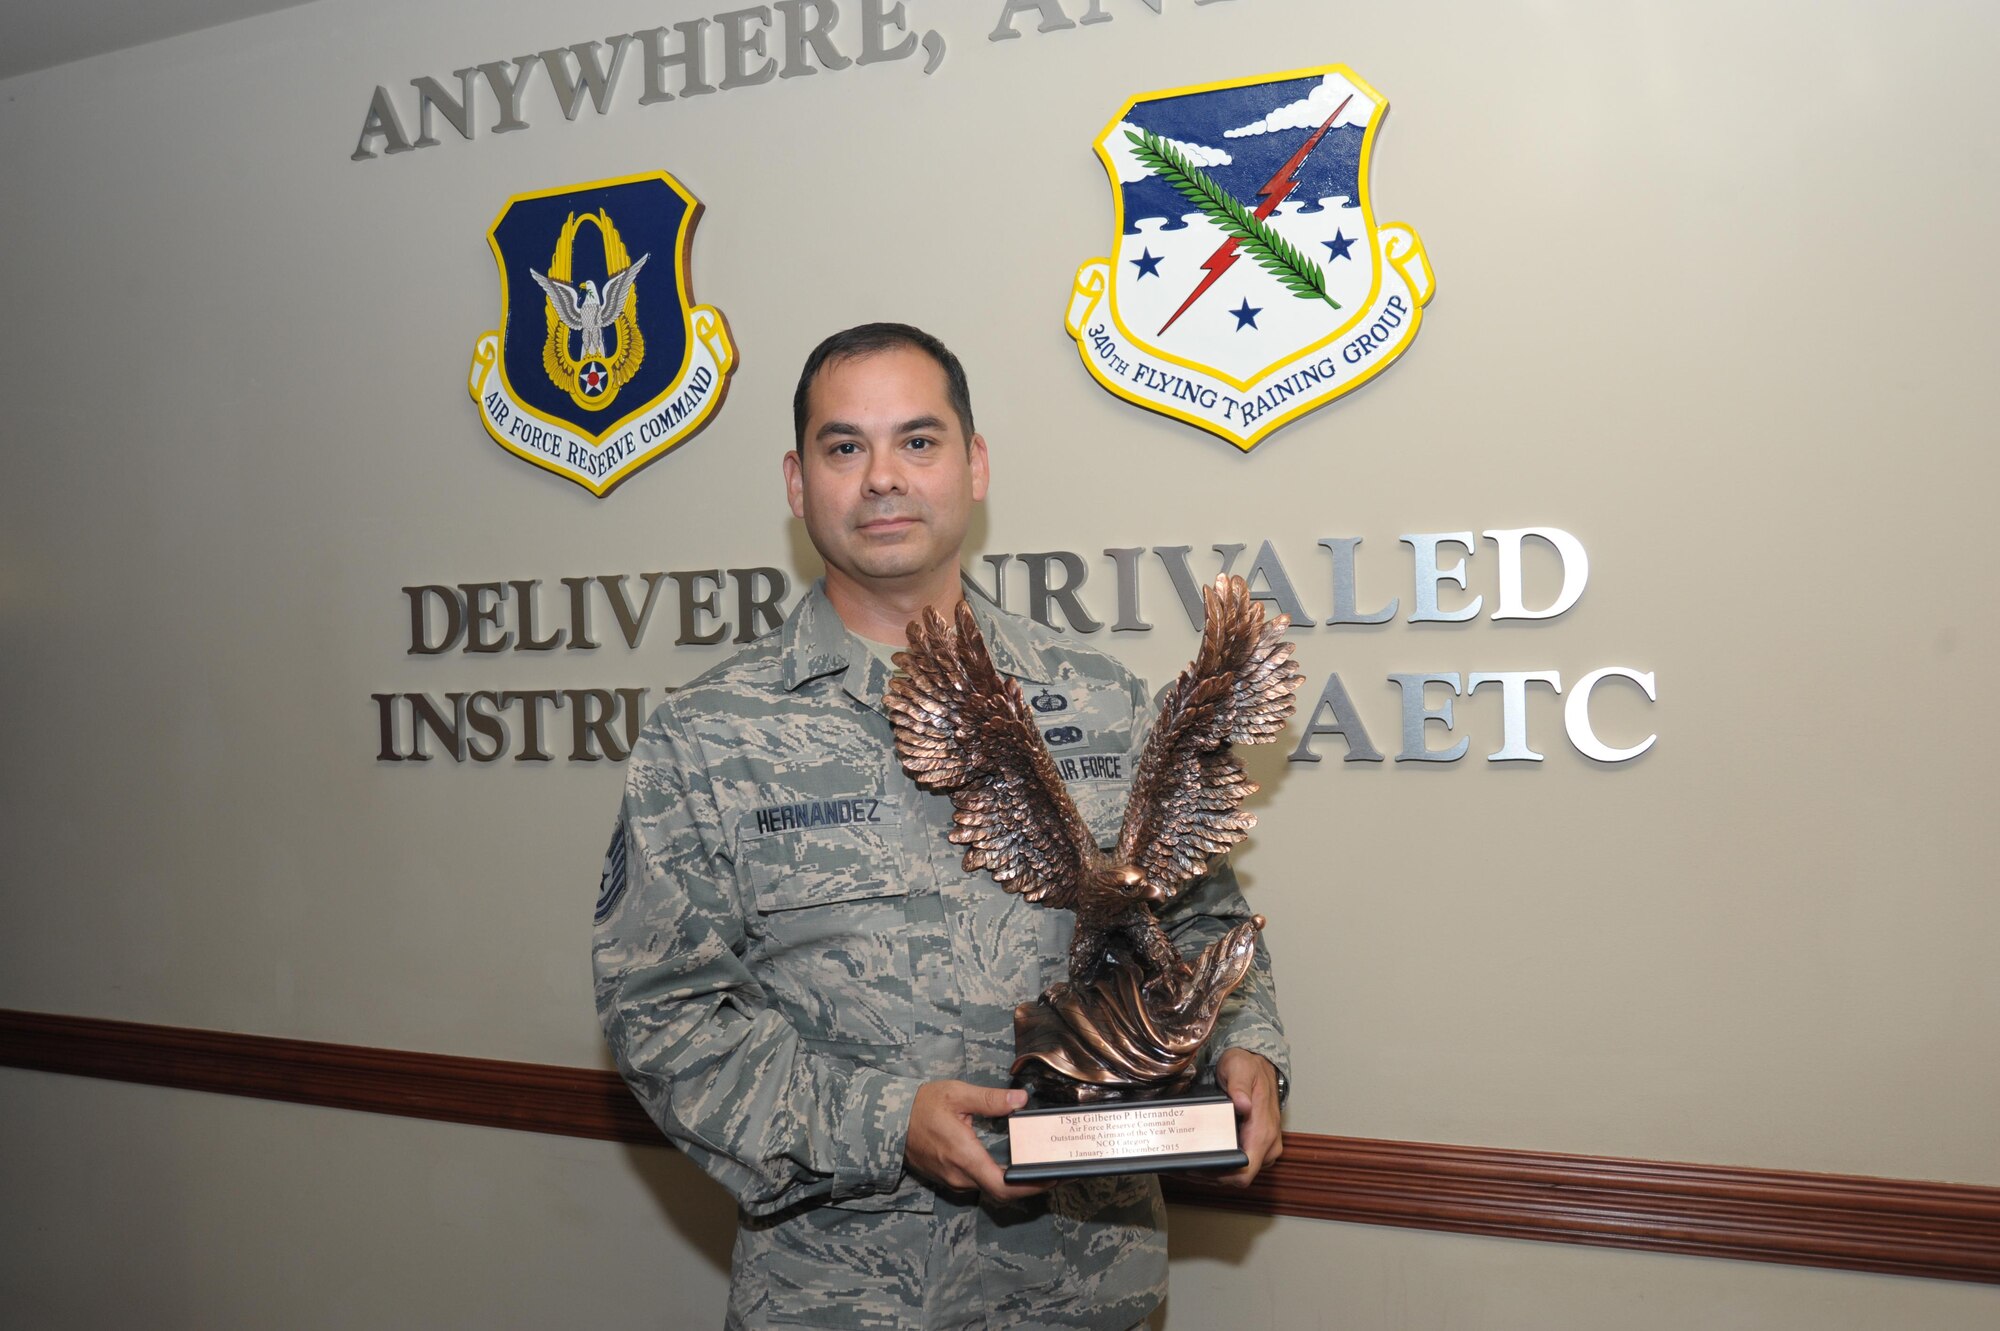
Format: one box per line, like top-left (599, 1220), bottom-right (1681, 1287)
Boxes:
top-left (595, 580), bottom-right (1289, 1330)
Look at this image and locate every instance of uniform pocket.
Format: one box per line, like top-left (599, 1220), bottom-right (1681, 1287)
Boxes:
top-left (738, 826), bottom-right (915, 1049)
top-left (976, 1177), bottom-right (1161, 1305)
top-left (1062, 753), bottom-right (1132, 852)
top-left (729, 1205), bottom-right (929, 1328)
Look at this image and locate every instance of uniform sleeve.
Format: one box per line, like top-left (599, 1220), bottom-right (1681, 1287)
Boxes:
top-left (1130, 672), bottom-right (1294, 1099)
top-left (593, 703), bottom-right (924, 1216)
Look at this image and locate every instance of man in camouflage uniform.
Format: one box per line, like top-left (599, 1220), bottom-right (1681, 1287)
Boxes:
top-left (595, 324), bottom-right (1288, 1330)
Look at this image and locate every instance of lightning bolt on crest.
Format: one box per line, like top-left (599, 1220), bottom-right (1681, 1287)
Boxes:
top-left (1157, 95), bottom-right (1352, 334)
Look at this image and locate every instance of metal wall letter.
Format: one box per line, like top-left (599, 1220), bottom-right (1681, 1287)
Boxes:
top-left (1389, 672), bottom-right (1468, 761)
top-left (1468, 671), bottom-right (1562, 761)
top-left (1401, 532), bottom-right (1482, 622)
top-left (1564, 667), bottom-right (1658, 763)
top-left (1485, 527), bottom-right (1589, 620)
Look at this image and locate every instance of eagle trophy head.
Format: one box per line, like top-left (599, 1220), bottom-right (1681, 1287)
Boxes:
top-left (1103, 865), bottom-right (1165, 906)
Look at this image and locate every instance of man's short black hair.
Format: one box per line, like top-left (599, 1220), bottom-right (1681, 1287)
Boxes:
top-left (792, 323), bottom-right (975, 451)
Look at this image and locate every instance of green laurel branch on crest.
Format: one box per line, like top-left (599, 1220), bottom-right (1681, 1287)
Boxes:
top-left (1127, 128), bottom-right (1339, 309)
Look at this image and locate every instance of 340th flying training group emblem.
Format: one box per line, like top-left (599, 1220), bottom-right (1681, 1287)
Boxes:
top-left (1065, 65), bottom-right (1434, 450)
top-left (469, 170), bottom-right (734, 495)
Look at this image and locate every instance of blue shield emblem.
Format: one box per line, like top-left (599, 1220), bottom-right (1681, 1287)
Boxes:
top-left (469, 170), bottom-right (735, 495)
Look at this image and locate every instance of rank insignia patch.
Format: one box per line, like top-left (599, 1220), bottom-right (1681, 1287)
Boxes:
top-left (1064, 65), bottom-right (1434, 450)
top-left (469, 170), bottom-right (735, 495)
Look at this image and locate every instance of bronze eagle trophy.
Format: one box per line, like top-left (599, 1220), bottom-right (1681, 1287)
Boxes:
top-left (885, 574), bottom-right (1303, 1103)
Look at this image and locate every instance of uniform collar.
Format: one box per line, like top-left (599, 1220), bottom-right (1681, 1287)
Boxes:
top-left (778, 578), bottom-right (1056, 708)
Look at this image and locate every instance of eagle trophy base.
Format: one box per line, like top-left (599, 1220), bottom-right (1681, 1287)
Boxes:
top-left (1000, 918), bottom-right (1263, 1181)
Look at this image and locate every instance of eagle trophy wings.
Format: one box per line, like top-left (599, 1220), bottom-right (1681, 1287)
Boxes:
top-left (884, 574), bottom-right (1303, 1099)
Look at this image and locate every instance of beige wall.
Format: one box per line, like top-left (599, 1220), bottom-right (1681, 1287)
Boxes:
top-left (2, 0), bottom-right (1995, 1325)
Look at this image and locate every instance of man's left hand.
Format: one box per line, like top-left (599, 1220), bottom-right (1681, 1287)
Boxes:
top-left (1212, 1048), bottom-right (1283, 1188)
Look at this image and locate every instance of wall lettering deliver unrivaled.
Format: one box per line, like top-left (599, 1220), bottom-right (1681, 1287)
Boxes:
top-left (371, 527), bottom-right (1659, 768)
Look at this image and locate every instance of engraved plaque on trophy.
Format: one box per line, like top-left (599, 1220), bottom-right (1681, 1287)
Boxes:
top-left (1002, 1094), bottom-right (1246, 1182)
top-left (885, 575), bottom-right (1301, 1182)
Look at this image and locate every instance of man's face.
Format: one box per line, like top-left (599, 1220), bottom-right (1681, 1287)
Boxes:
top-left (784, 345), bottom-right (989, 600)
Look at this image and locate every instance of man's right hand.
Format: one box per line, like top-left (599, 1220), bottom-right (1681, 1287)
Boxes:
top-left (904, 1080), bottom-right (1052, 1204)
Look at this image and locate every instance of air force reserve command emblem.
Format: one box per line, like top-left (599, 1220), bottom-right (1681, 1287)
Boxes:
top-left (468, 170), bottom-right (735, 495)
top-left (1065, 65), bottom-right (1434, 451)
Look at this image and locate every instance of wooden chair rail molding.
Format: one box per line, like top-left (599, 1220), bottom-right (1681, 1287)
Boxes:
top-left (4, 1008), bottom-right (1996, 1286)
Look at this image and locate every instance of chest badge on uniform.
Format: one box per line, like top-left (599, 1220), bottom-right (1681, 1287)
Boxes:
top-left (1064, 65), bottom-right (1434, 451)
top-left (1029, 689), bottom-right (1070, 714)
top-left (468, 170), bottom-right (736, 496)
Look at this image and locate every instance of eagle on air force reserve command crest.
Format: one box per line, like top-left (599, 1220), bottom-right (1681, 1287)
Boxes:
top-left (468, 170), bottom-right (735, 496)
top-left (1064, 65), bottom-right (1434, 451)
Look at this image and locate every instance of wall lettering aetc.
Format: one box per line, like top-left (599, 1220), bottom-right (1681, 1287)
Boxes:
top-left (351, 0), bottom-right (1237, 161)
top-left (372, 528), bottom-right (1658, 767)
